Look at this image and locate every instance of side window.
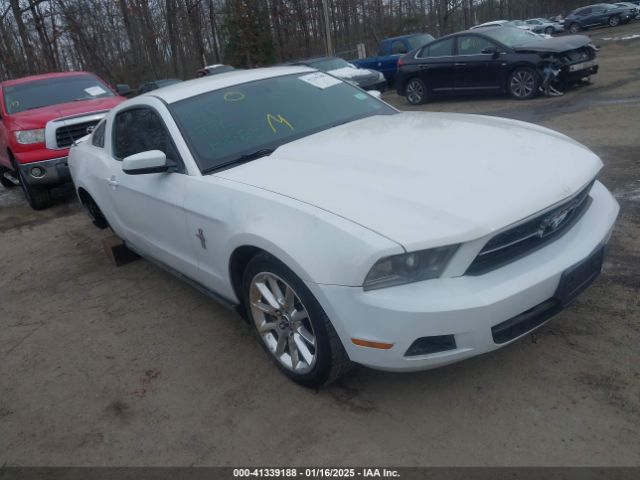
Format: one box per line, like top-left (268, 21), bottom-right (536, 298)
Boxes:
top-left (390, 40), bottom-right (408, 55)
top-left (91, 120), bottom-right (106, 148)
top-left (457, 36), bottom-right (495, 56)
top-left (578, 8), bottom-right (591, 15)
top-left (425, 38), bottom-right (454, 57)
top-left (112, 108), bottom-right (180, 165)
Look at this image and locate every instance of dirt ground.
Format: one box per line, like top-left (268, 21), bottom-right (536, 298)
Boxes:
top-left (1, 23), bottom-right (639, 467)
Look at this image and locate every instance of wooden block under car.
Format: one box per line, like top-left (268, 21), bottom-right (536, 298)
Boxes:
top-left (102, 235), bottom-right (140, 267)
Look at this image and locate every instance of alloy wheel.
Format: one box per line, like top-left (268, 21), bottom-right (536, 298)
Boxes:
top-left (609, 16), bottom-right (620, 27)
top-left (510, 70), bottom-right (535, 99)
top-left (406, 79), bottom-right (424, 104)
top-left (249, 272), bottom-right (317, 374)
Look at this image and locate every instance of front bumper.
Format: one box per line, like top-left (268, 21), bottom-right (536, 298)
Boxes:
top-left (17, 156), bottom-right (70, 187)
top-left (307, 182), bottom-right (619, 371)
top-left (560, 59), bottom-right (599, 82)
top-left (359, 79), bottom-right (387, 92)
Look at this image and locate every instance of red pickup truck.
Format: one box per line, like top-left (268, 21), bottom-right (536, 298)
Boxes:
top-left (0, 72), bottom-right (127, 209)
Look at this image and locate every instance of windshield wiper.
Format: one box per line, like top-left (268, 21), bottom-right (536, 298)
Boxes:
top-left (202, 148), bottom-right (275, 175)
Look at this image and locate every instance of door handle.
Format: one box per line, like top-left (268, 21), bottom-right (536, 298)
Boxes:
top-left (454, 63), bottom-right (466, 67)
top-left (107, 176), bottom-right (119, 188)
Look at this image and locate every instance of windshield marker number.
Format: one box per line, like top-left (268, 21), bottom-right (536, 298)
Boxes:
top-left (266, 114), bottom-right (294, 133)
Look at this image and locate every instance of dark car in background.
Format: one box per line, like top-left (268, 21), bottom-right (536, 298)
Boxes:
top-left (136, 78), bottom-right (182, 95)
top-left (614, 2), bottom-right (639, 20)
top-left (351, 33), bottom-right (435, 83)
top-left (395, 27), bottom-right (598, 104)
top-left (563, 3), bottom-right (631, 33)
top-left (288, 57), bottom-right (387, 91)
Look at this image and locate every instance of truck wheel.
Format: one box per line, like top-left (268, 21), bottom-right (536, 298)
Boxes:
top-left (243, 252), bottom-right (351, 388)
top-left (569, 22), bottom-right (581, 33)
top-left (608, 15), bottom-right (620, 27)
top-left (16, 166), bottom-right (53, 210)
top-left (405, 78), bottom-right (428, 105)
top-left (508, 67), bottom-right (540, 100)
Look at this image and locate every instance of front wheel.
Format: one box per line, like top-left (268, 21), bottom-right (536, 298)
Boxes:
top-left (16, 165), bottom-right (53, 210)
top-left (569, 22), bottom-right (581, 34)
top-left (508, 67), bottom-right (540, 100)
top-left (405, 77), bottom-right (428, 105)
top-left (608, 15), bottom-right (620, 27)
top-left (545, 26), bottom-right (554, 35)
top-left (243, 253), bottom-right (351, 388)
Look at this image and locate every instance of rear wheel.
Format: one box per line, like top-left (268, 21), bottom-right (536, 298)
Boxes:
top-left (243, 253), bottom-right (351, 388)
top-left (608, 15), bottom-right (620, 27)
top-left (508, 67), bottom-right (540, 100)
top-left (405, 78), bottom-right (428, 105)
top-left (569, 22), bottom-right (581, 33)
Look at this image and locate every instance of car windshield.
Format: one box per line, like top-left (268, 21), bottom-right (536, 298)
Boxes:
top-left (308, 58), bottom-right (351, 71)
top-left (3, 74), bottom-right (114, 114)
top-left (169, 72), bottom-right (396, 173)
top-left (406, 33), bottom-right (435, 50)
top-left (482, 27), bottom-right (541, 46)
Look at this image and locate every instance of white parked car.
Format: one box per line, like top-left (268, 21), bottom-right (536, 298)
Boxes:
top-left (69, 67), bottom-right (619, 387)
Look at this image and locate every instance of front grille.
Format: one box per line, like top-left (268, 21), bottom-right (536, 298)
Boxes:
top-left (55, 120), bottom-right (100, 148)
top-left (466, 180), bottom-right (595, 275)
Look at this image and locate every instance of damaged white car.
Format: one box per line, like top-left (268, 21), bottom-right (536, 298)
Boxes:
top-left (69, 67), bottom-right (619, 387)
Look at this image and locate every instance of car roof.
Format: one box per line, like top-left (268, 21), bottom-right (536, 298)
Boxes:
top-left (0, 71), bottom-right (94, 88)
top-left (291, 56), bottom-right (338, 64)
top-left (149, 66), bottom-right (314, 104)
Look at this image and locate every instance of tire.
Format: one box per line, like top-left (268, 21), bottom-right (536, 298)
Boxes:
top-left (16, 164), bottom-right (53, 210)
top-left (405, 77), bottom-right (428, 105)
top-left (242, 252), bottom-right (351, 388)
top-left (0, 168), bottom-right (17, 188)
top-left (608, 15), bottom-right (620, 27)
top-left (545, 26), bottom-right (554, 35)
top-left (507, 67), bottom-right (540, 100)
top-left (81, 193), bottom-right (109, 229)
top-left (569, 22), bottom-right (581, 34)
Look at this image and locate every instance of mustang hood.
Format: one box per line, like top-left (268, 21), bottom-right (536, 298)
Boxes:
top-left (512, 34), bottom-right (592, 53)
top-left (216, 112), bottom-right (602, 250)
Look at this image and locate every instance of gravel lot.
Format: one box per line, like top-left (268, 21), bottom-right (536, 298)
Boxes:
top-left (1, 23), bottom-right (639, 467)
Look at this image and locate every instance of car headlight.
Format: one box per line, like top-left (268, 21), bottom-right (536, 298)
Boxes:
top-left (363, 245), bottom-right (459, 291)
top-left (377, 72), bottom-right (385, 81)
top-left (15, 129), bottom-right (45, 145)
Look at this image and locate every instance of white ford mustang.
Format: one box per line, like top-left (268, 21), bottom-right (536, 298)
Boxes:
top-left (69, 66), bottom-right (619, 387)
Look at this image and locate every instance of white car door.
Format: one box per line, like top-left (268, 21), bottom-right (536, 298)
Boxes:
top-left (104, 104), bottom-right (199, 280)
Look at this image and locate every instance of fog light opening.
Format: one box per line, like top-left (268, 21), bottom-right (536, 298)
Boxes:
top-left (405, 335), bottom-right (457, 357)
top-left (30, 166), bottom-right (45, 178)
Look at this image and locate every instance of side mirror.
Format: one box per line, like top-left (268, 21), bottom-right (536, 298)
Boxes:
top-left (482, 46), bottom-right (500, 58)
top-left (116, 84), bottom-right (132, 97)
top-left (368, 90), bottom-right (382, 99)
top-left (122, 150), bottom-right (168, 175)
